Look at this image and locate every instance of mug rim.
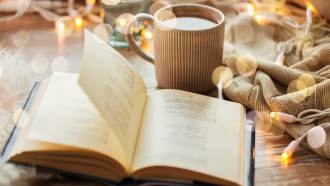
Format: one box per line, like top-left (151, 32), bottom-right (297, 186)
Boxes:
top-left (154, 3), bottom-right (225, 31)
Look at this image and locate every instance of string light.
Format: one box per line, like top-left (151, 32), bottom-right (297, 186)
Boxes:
top-left (247, 4), bottom-right (255, 11)
top-left (119, 19), bottom-right (126, 26)
top-left (275, 50), bottom-right (285, 65)
top-left (270, 112), bottom-right (297, 123)
top-left (74, 16), bottom-right (83, 27)
top-left (58, 23), bottom-right (65, 30)
top-left (270, 109), bottom-right (330, 160)
top-left (144, 31), bottom-right (153, 39)
top-left (256, 15), bottom-right (262, 21)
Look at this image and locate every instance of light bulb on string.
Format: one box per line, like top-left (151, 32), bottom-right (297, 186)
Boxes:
top-left (58, 23), bottom-right (65, 30)
top-left (247, 4), bottom-right (255, 11)
top-left (55, 16), bottom-right (74, 36)
top-left (142, 30), bottom-right (153, 39)
top-left (119, 19), bottom-right (126, 26)
top-left (74, 16), bottom-right (83, 27)
top-left (247, 3), bottom-right (255, 15)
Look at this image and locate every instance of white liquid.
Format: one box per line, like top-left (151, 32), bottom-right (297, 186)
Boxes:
top-left (161, 17), bottom-right (217, 30)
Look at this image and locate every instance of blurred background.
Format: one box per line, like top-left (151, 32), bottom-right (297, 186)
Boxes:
top-left (0, 0), bottom-right (328, 82)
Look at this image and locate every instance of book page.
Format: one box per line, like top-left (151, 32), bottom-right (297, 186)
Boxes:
top-left (27, 73), bottom-right (129, 171)
top-left (78, 30), bottom-right (147, 165)
top-left (131, 89), bottom-right (245, 185)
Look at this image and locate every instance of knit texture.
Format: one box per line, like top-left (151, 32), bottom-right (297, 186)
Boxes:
top-left (223, 14), bottom-right (330, 158)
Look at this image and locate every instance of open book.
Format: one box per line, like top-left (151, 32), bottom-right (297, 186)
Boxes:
top-left (2, 30), bottom-right (247, 186)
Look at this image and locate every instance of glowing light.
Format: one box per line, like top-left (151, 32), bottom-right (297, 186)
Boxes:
top-left (75, 17), bottom-right (83, 27)
top-left (270, 112), bottom-right (276, 118)
top-left (119, 19), bottom-right (126, 26)
top-left (282, 152), bottom-right (288, 160)
top-left (256, 15), bottom-right (262, 21)
top-left (134, 28), bottom-right (139, 33)
top-left (100, 9), bottom-right (105, 20)
top-left (58, 23), bottom-right (65, 30)
top-left (248, 10), bottom-right (254, 15)
top-left (87, 0), bottom-right (95, 4)
top-left (306, 2), bottom-right (318, 14)
top-left (143, 30), bottom-right (153, 39)
top-left (56, 17), bottom-right (74, 36)
top-left (247, 4), bottom-right (254, 11)
top-left (116, 13), bottom-right (136, 35)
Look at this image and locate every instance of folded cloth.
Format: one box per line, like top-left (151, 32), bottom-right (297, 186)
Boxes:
top-left (223, 13), bottom-right (330, 158)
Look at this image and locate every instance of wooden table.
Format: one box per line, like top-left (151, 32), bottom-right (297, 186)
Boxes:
top-left (1, 14), bottom-right (330, 186)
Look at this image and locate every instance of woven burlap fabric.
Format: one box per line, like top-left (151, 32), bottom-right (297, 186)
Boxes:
top-left (223, 14), bottom-right (330, 158)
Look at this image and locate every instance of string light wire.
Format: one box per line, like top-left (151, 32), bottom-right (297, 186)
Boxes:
top-left (270, 108), bottom-right (330, 159)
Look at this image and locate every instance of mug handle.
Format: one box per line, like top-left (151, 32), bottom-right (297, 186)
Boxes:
top-left (125, 14), bottom-right (155, 64)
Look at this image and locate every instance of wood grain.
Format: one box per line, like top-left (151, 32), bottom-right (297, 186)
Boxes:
top-left (1, 13), bottom-right (330, 186)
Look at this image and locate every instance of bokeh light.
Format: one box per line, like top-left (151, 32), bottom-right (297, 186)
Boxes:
top-left (157, 10), bottom-right (177, 30)
top-left (93, 23), bottom-right (114, 43)
top-left (307, 126), bottom-right (326, 149)
top-left (13, 30), bottom-right (30, 48)
top-left (255, 14), bottom-right (262, 22)
top-left (260, 111), bottom-right (273, 132)
top-left (52, 56), bottom-right (69, 73)
top-left (55, 17), bottom-right (74, 37)
top-left (149, 1), bottom-right (172, 16)
top-left (31, 53), bottom-right (49, 74)
top-left (116, 13), bottom-right (136, 35)
top-left (246, 111), bottom-right (264, 131)
top-left (12, 109), bottom-right (23, 124)
top-left (12, 109), bottom-right (30, 127)
top-left (298, 73), bottom-right (316, 96)
top-left (287, 79), bottom-right (307, 103)
top-left (142, 30), bottom-right (153, 39)
top-left (247, 4), bottom-right (255, 11)
top-left (102, 0), bottom-right (120, 5)
top-left (237, 53), bottom-right (257, 76)
top-left (212, 66), bottom-right (233, 89)
top-left (74, 16), bottom-right (83, 27)
top-left (231, 21), bottom-right (254, 44)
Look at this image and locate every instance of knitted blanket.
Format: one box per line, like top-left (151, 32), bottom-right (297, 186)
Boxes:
top-left (223, 13), bottom-right (330, 158)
